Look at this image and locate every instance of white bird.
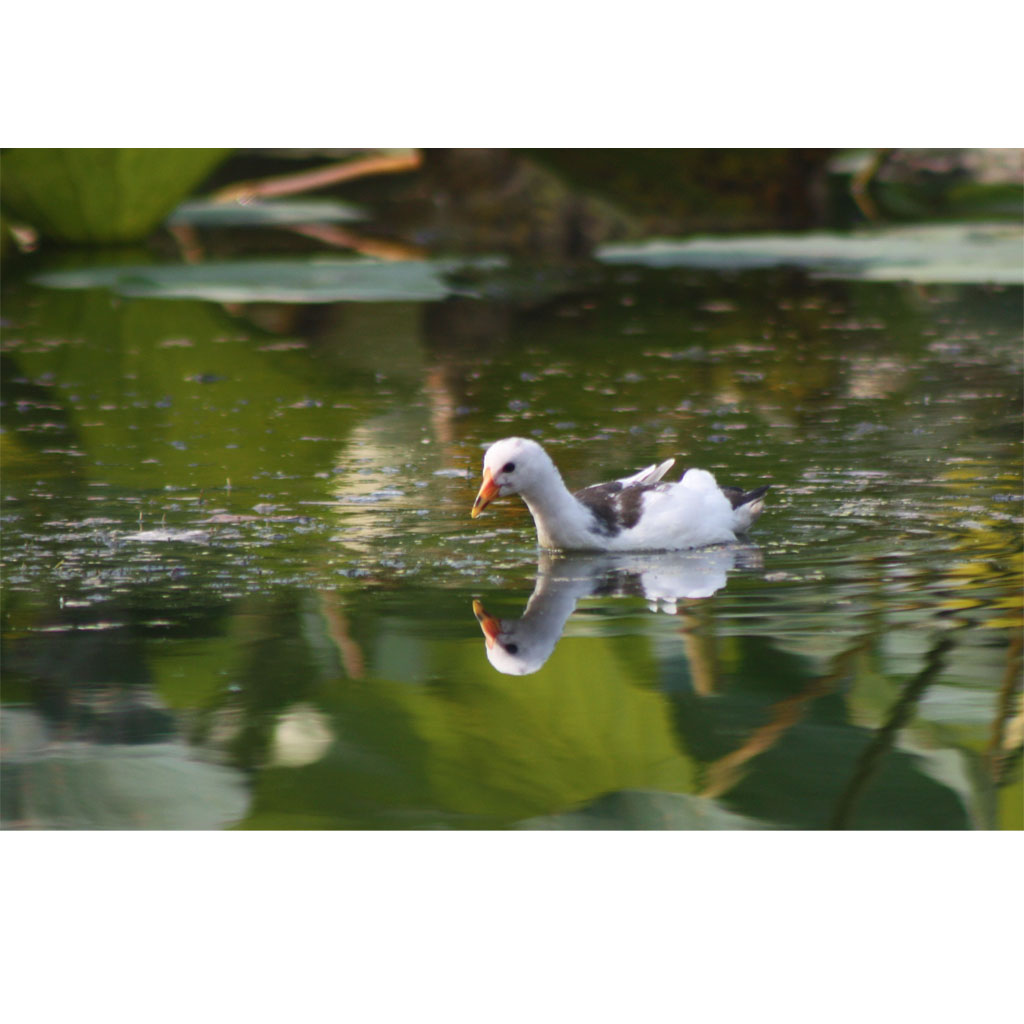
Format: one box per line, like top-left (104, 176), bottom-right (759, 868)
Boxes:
top-left (471, 437), bottom-right (769, 552)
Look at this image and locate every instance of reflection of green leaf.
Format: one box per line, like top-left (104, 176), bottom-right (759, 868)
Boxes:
top-left (998, 779), bottom-right (1023, 830)
top-left (520, 789), bottom-right (765, 829)
top-left (167, 198), bottom-right (366, 228)
top-left (34, 256), bottom-right (507, 304)
top-left (598, 223), bottom-right (1024, 284)
top-left (1, 149), bottom-right (230, 243)
top-left (152, 638), bottom-right (238, 711)
top-left (239, 632), bottom-right (699, 829)
top-left (3, 288), bottom-right (372, 494)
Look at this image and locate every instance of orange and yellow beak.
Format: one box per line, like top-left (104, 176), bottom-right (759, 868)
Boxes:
top-left (471, 467), bottom-right (500, 519)
top-left (472, 599), bottom-right (501, 649)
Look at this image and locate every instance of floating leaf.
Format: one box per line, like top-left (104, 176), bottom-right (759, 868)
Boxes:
top-left (598, 223), bottom-right (1024, 285)
top-left (33, 255), bottom-right (507, 304)
top-left (167, 198), bottom-right (366, 228)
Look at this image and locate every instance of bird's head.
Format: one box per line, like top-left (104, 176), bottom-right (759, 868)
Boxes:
top-left (470, 437), bottom-right (550, 518)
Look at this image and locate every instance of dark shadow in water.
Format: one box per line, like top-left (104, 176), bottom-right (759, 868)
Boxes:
top-left (829, 632), bottom-right (955, 829)
top-left (689, 627), bottom-right (972, 830)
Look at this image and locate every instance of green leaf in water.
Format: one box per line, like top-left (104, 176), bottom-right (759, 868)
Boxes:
top-left (33, 256), bottom-right (507, 304)
top-left (166, 198), bottom-right (366, 228)
top-left (598, 223), bottom-right (1024, 285)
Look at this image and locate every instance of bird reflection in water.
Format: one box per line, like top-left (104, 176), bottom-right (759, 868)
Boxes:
top-left (473, 545), bottom-right (763, 675)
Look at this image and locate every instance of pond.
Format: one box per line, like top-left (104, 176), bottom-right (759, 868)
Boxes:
top-left (2, 231), bottom-right (1021, 829)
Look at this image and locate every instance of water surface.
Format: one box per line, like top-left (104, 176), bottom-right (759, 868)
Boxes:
top-left (2, 252), bottom-right (1021, 829)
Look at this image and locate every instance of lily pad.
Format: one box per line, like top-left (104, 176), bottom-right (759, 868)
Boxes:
top-left (167, 198), bottom-right (366, 228)
top-left (33, 256), bottom-right (507, 304)
top-left (597, 223), bottom-right (1024, 285)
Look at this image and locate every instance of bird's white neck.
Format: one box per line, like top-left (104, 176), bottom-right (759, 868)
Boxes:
top-left (518, 466), bottom-right (594, 550)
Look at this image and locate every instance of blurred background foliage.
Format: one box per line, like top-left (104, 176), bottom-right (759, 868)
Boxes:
top-left (2, 148), bottom-right (1021, 257)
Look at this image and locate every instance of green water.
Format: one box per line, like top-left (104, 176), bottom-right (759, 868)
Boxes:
top-left (2, 254), bottom-right (1021, 829)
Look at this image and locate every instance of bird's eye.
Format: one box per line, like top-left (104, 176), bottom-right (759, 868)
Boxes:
top-left (504, 643), bottom-right (519, 655)
top-left (502, 462), bottom-right (516, 474)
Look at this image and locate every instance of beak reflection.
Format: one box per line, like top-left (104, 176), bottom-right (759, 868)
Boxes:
top-left (472, 598), bottom-right (502, 649)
